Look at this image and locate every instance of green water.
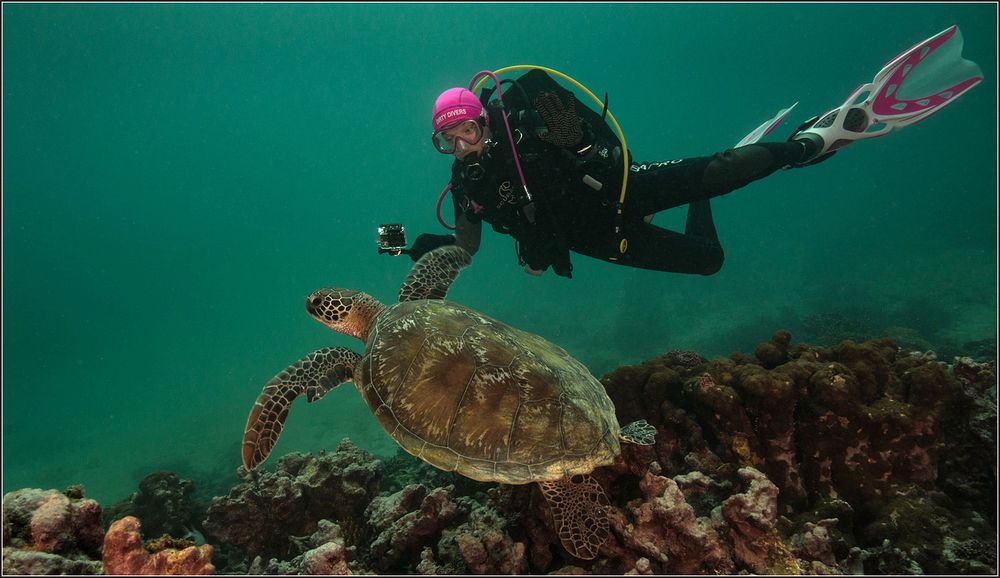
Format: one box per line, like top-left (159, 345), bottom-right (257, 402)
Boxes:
top-left (3, 3), bottom-right (997, 506)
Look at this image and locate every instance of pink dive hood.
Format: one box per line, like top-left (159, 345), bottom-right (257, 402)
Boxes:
top-left (431, 87), bottom-right (487, 131)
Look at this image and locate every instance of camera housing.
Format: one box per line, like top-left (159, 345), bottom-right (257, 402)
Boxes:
top-left (377, 224), bottom-right (408, 256)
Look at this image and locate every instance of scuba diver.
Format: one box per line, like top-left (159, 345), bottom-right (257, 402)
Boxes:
top-left (406, 26), bottom-right (983, 278)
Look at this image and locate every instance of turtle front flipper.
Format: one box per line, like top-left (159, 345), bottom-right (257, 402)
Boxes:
top-left (398, 245), bottom-right (472, 302)
top-left (242, 346), bottom-right (360, 470)
top-left (538, 474), bottom-right (611, 560)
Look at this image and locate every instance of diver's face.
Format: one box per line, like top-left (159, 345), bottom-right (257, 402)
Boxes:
top-left (449, 123), bottom-right (491, 160)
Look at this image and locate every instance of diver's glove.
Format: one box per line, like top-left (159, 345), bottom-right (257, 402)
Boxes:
top-left (517, 233), bottom-right (573, 279)
top-left (534, 92), bottom-right (584, 148)
top-left (409, 233), bottom-right (456, 262)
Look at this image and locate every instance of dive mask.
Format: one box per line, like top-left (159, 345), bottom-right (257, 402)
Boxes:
top-left (432, 119), bottom-right (485, 154)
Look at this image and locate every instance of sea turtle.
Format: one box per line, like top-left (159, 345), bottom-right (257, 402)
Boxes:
top-left (241, 245), bottom-right (655, 559)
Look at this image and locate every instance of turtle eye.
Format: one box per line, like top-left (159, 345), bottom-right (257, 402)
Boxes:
top-left (309, 296), bottom-right (323, 308)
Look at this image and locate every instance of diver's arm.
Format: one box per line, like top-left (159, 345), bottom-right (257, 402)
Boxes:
top-left (453, 206), bottom-right (482, 256)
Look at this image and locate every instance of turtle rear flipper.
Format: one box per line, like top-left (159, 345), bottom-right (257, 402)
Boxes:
top-left (620, 419), bottom-right (656, 445)
top-left (398, 245), bottom-right (472, 302)
top-left (242, 347), bottom-right (360, 470)
top-left (538, 474), bottom-right (610, 560)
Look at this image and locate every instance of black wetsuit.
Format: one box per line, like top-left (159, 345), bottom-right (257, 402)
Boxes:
top-left (432, 70), bottom-right (813, 278)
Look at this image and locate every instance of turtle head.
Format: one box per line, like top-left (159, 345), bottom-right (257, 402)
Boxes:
top-left (306, 289), bottom-right (384, 341)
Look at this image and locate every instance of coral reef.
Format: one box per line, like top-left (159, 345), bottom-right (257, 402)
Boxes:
top-left (601, 331), bottom-right (997, 575)
top-left (3, 332), bottom-right (995, 575)
top-left (1, 548), bottom-right (104, 575)
top-left (607, 467), bottom-right (736, 573)
top-left (102, 471), bottom-right (207, 541)
top-left (3, 486), bottom-right (104, 556)
top-left (365, 484), bottom-right (460, 571)
top-left (103, 516), bottom-right (214, 575)
top-left (197, 332), bottom-right (995, 574)
top-left (937, 355), bottom-right (997, 526)
top-left (202, 438), bottom-right (383, 560)
top-left (2, 486), bottom-right (104, 574)
top-left (432, 497), bottom-right (528, 574)
top-left (381, 446), bottom-right (494, 497)
top-left (245, 519), bottom-right (356, 575)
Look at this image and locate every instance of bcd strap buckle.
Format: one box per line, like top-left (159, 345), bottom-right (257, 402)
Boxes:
top-left (522, 201), bottom-right (537, 224)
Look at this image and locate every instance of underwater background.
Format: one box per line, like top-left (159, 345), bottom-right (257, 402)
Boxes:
top-left (3, 2), bottom-right (997, 507)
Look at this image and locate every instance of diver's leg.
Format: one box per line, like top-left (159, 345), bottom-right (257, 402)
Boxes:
top-left (572, 218), bottom-right (725, 276)
top-left (700, 141), bottom-right (813, 195)
top-left (685, 199), bottom-right (719, 244)
top-left (570, 143), bottom-right (814, 275)
top-left (626, 141), bottom-right (813, 215)
top-left (624, 220), bottom-right (725, 275)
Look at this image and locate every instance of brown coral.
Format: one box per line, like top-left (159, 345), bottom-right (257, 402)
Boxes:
top-left (610, 470), bottom-right (734, 574)
top-left (202, 439), bottom-right (382, 559)
top-left (365, 484), bottom-right (463, 572)
top-left (601, 331), bottom-right (996, 575)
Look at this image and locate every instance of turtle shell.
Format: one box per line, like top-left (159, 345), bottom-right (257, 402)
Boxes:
top-left (355, 300), bottom-right (622, 484)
